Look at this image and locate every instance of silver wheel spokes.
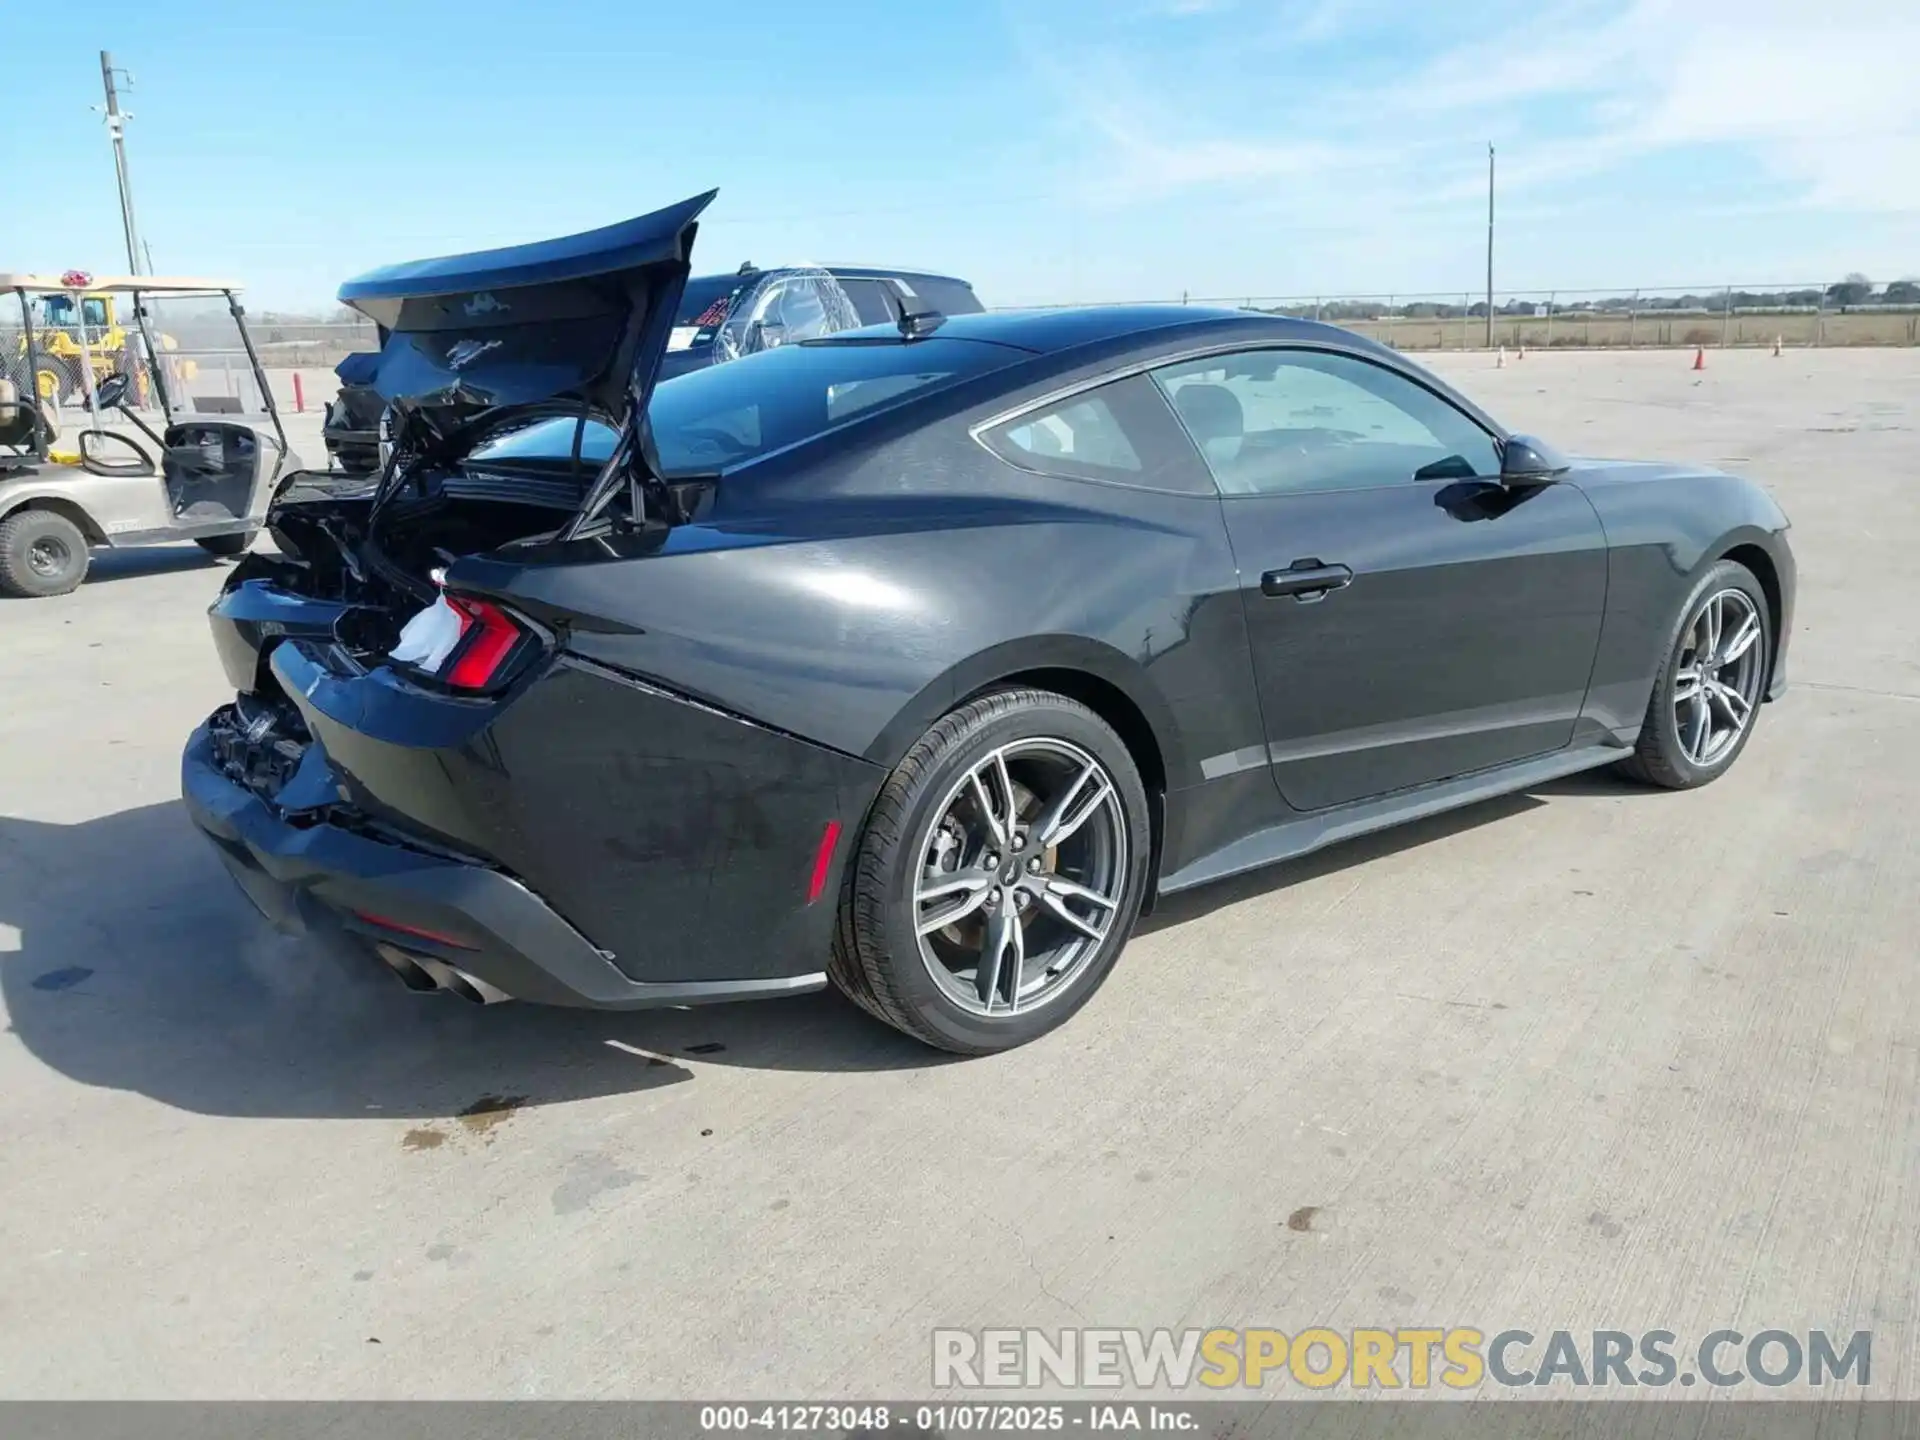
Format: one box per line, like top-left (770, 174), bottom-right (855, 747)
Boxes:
top-left (1674, 589), bottom-right (1763, 767)
top-left (913, 739), bottom-right (1125, 1018)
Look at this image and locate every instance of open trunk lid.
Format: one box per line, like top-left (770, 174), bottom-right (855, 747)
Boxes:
top-left (337, 189), bottom-right (714, 426)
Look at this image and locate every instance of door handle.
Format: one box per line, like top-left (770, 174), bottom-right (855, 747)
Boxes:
top-left (1261, 561), bottom-right (1353, 600)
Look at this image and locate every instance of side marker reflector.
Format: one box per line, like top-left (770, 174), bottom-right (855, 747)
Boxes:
top-left (806, 820), bottom-right (843, 905)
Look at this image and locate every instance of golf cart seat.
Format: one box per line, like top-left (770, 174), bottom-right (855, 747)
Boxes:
top-left (0, 376), bottom-right (56, 451)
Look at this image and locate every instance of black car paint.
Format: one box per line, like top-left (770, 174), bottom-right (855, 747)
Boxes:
top-left (189, 305), bottom-right (1793, 1010)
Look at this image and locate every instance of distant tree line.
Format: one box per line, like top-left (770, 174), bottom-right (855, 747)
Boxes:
top-left (1257, 273), bottom-right (1919, 321)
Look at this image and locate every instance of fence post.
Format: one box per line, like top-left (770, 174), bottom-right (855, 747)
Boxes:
top-left (1545, 292), bottom-right (1555, 349)
top-left (1386, 295), bottom-right (1396, 348)
top-left (1721, 285), bottom-right (1733, 348)
top-left (1461, 295), bottom-right (1469, 350)
top-left (1628, 292), bottom-right (1637, 349)
top-left (1314, 296), bottom-right (1322, 323)
top-left (1815, 290), bottom-right (1825, 347)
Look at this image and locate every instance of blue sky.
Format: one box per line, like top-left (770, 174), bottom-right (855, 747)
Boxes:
top-left (8, 0), bottom-right (1916, 312)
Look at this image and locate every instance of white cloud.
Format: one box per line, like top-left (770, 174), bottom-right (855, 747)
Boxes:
top-left (1025, 0), bottom-right (1920, 220)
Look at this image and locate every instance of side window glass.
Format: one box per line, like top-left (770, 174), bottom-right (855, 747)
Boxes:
top-left (1000, 397), bottom-right (1141, 473)
top-left (1151, 349), bottom-right (1500, 496)
top-left (981, 374), bottom-right (1213, 494)
top-left (838, 279), bottom-right (899, 327)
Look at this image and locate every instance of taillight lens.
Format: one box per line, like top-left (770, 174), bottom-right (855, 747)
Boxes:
top-left (441, 595), bottom-right (529, 691)
top-left (388, 589), bottom-right (535, 692)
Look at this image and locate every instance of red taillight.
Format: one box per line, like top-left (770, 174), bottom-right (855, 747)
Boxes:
top-left (442, 595), bottom-right (527, 691)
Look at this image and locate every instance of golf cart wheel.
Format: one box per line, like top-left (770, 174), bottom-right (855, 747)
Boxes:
top-left (195, 531), bottom-right (255, 558)
top-left (0, 508), bottom-right (91, 598)
top-left (33, 356), bottom-right (75, 406)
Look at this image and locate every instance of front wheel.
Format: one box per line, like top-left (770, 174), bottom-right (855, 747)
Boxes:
top-left (1618, 559), bottom-right (1771, 789)
top-left (829, 689), bottom-right (1152, 1054)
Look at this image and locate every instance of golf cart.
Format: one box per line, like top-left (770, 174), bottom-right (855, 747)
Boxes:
top-left (0, 272), bottom-right (301, 598)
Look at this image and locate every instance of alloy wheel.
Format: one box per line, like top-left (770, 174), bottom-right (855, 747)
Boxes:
top-left (912, 738), bottom-right (1127, 1017)
top-left (1674, 588), bottom-right (1764, 767)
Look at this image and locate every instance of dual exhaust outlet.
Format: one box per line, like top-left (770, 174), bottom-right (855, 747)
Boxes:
top-left (371, 942), bottom-right (512, 1005)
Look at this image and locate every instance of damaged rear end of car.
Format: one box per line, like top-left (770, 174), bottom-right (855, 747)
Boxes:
top-left (182, 189), bottom-right (881, 1009)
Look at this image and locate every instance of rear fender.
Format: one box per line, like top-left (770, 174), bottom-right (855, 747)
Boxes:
top-left (865, 634), bottom-right (1184, 778)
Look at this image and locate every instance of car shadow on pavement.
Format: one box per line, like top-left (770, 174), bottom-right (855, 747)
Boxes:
top-left (79, 546), bottom-right (230, 586)
top-left (4, 771), bottom-right (1655, 1117)
top-left (0, 801), bottom-right (945, 1122)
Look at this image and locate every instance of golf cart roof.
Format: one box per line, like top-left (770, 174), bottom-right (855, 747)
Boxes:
top-left (0, 274), bottom-right (243, 295)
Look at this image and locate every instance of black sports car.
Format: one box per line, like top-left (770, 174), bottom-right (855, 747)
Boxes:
top-left (183, 191), bottom-right (1795, 1054)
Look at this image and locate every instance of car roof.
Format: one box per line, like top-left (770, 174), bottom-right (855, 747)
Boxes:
top-left (816, 304), bottom-right (1373, 358)
top-left (694, 264), bottom-right (975, 287)
top-left (820, 265), bottom-right (975, 286)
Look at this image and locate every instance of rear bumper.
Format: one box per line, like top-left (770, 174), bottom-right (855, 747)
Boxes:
top-left (181, 722), bottom-right (828, 1010)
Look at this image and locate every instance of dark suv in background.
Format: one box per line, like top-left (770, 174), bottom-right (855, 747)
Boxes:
top-left (659, 263), bottom-right (985, 381)
top-left (321, 262), bottom-right (984, 471)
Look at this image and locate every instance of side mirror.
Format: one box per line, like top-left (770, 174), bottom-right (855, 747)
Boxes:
top-left (94, 372), bottom-right (133, 410)
top-left (1500, 433), bottom-right (1570, 483)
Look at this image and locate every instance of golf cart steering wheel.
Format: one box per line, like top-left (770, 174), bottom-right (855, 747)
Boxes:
top-left (76, 372), bottom-right (160, 478)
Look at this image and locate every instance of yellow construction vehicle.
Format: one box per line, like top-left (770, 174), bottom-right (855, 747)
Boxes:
top-left (13, 280), bottom-right (192, 403)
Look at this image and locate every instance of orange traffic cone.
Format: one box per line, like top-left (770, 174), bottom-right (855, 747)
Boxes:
top-left (1692, 346), bottom-right (1705, 371)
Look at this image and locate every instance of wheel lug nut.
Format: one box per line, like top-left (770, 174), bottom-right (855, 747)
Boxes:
top-left (985, 853), bottom-right (998, 868)
top-left (1028, 857), bottom-right (1042, 872)
top-left (989, 888), bottom-right (1002, 903)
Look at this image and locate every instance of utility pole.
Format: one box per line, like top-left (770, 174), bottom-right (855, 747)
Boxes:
top-left (1485, 143), bottom-right (1495, 348)
top-left (99, 51), bottom-right (144, 275)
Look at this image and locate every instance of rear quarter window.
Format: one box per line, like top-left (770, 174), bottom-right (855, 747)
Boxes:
top-left (980, 374), bottom-right (1214, 495)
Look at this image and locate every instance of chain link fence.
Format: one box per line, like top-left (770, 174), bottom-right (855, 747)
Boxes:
top-left (1127, 285), bottom-right (1920, 350)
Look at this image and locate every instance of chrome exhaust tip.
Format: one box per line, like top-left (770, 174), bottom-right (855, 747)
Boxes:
top-left (373, 944), bottom-right (512, 1004)
top-left (372, 942), bottom-right (441, 994)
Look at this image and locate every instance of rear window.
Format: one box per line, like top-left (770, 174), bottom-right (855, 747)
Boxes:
top-left (670, 274), bottom-right (748, 352)
top-left (461, 335), bottom-right (1021, 479)
top-left (645, 335), bottom-right (1020, 475)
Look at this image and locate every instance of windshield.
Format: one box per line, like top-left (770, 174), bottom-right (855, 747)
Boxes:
top-left (464, 334), bottom-right (1023, 479)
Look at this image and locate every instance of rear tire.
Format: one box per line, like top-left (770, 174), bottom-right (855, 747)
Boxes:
top-left (1617, 559), bottom-right (1771, 790)
top-left (829, 688), bottom-right (1151, 1054)
top-left (195, 531), bottom-right (255, 558)
top-left (0, 508), bottom-right (91, 598)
